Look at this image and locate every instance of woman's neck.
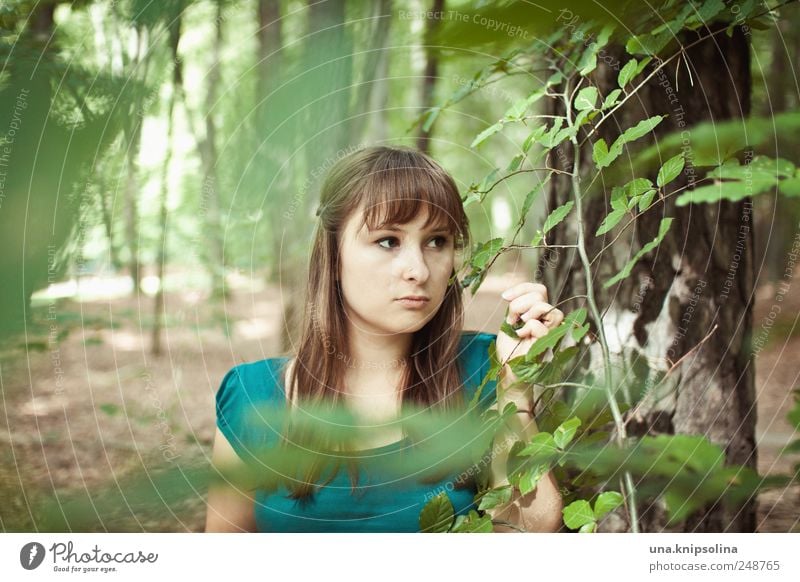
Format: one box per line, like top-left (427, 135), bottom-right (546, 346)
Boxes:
top-left (343, 329), bottom-right (412, 372)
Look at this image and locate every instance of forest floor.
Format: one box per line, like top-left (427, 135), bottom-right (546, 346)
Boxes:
top-left (0, 267), bottom-right (797, 533)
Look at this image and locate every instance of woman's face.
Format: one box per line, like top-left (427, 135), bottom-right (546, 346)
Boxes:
top-left (337, 205), bottom-right (456, 336)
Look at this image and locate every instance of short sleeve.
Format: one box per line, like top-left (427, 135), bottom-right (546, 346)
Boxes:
top-left (215, 360), bottom-right (285, 464)
top-left (459, 332), bottom-right (498, 412)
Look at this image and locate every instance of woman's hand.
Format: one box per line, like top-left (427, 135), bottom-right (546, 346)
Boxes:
top-left (495, 282), bottom-right (564, 388)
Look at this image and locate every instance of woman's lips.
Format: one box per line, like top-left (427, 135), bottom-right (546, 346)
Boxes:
top-left (396, 297), bottom-right (430, 309)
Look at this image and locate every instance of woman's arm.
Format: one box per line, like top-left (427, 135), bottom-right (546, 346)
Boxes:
top-left (485, 362), bottom-right (564, 533)
top-left (205, 428), bottom-right (258, 532)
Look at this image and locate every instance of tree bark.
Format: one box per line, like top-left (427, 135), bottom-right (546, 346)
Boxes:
top-left (416, 0), bottom-right (444, 153)
top-left (540, 27), bottom-right (757, 532)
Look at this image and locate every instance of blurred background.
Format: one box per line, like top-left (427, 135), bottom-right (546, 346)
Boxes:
top-left (0, 0), bottom-right (798, 532)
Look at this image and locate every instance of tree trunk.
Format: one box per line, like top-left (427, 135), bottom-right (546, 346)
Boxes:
top-left (416, 0), bottom-right (444, 153)
top-left (199, 1), bottom-right (227, 299)
top-left (278, 0), bottom-right (354, 352)
top-left (540, 27), bottom-right (757, 532)
top-left (152, 11), bottom-right (182, 356)
top-left (350, 0), bottom-right (393, 141)
top-left (123, 25), bottom-right (150, 294)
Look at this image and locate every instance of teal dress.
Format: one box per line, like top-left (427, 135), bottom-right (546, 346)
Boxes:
top-left (215, 331), bottom-right (498, 532)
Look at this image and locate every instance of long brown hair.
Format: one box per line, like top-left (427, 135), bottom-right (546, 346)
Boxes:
top-left (279, 145), bottom-right (476, 503)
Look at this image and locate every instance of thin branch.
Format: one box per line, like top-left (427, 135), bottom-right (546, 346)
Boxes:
top-left (477, 167), bottom-right (573, 196)
top-left (589, 177), bottom-right (713, 266)
top-left (565, 88), bottom-right (641, 533)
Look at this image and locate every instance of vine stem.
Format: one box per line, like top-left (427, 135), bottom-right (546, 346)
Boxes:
top-left (565, 96), bottom-right (641, 533)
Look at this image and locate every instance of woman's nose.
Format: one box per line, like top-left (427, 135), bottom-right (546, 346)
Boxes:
top-left (397, 247), bottom-right (429, 283)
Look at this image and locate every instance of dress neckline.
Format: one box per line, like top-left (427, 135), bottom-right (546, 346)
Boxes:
top-left (270, 356), bottom-right (409, 455)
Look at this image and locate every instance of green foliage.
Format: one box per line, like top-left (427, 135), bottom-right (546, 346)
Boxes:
top-left (604, 218), bottom-right (673, 288)
top-left (419, 492), bottom-right (455, 533)
top-left (477, 485), bottom-right (513, 511)
top-left (677, 156), bottom-right (799, 205)
top-left (563, 490), bottom-right (624, 532)
top-left (530, 201), bottom-right (575, 246)
top-left (656, 153), bottom-right (686, 187)
top-left (450, 510), bottom-right (494, 532)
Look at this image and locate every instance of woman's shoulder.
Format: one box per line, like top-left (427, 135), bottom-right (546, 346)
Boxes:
top-left (458, 330), bottom-right (497, 348)
top-left (215, 356), bottom-right (290, 406)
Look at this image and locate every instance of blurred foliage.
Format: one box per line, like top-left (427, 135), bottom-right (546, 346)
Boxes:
top-left (2, 0), bottom-right (799, 533)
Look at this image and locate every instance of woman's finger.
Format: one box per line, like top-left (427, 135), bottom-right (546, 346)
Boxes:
top-left (501, 282), bottom-right (548, 303)
top-left (515, 318), bottom-right (549, 340)
top-left (516, 301), bottom-right (555, 323)
top-left (531, 306), bottom-right (564, 328)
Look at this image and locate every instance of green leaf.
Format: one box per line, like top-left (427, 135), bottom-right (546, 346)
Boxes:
top-left (542, 200), bottom-right (575, 232)
top-left (524, 324), bottom-right (570, 361)
top-left (518, 463), bottom-right (548, 496)
top-left (506, 154), bottom-right (524, 172)
top-left (602, 89), bottom-right (622, 110)
top-left (450, 510), bottom-right (493, 533)
top-left (462, 191), bottom-right (481, 208)
top-left (471, 122), bottom-right (503, 148)
top-left (637, 189), bottom-right (657, 212)
top-left (626, 30), bottom-right (672, 56)
top-left (593, 139), bottom-right (609, 167)
top-left (574, 86), bottom-right (598, 111)
top-left (577, 49), bottom-right (597, 76)
top-left (419, 492), bottom-right (455, 532)
top-left (686, 0), bottom-right (725, 27)
top-left (563, 500), bottom-right (595, 530)
top-left (593, 491), bottom-right (624, 520)
top-left (593, 138), bottom-right (624, 170)
top-left (604, 218), bottom-right (673, 288)
top-left (615, 115), bottom-right (664, 148)
top-left (624, 178), bottom-right (655, 208)
top-left (522, 125), bottom-right (548, 153)
top-left (471, 238), bottom-right (504, 270)
top-left (477, 485), bottom-right (513, 510)
top-left (596, 208), bottom-right (625, 236)
top-left (779, 177), bottom-right (800, 197)
top-left (477, 168), bottom-right (500, 193)
top-left (519, 432), bottom-right (559, 460)
top-left (610, 186), bottom-right (627, 211)
top-left (520, 186), bottom-right (543, 222)
top-left (676, 179), bottom-right (775, 206)
top-left (531, 201), bottom-right (574, 246)
top-left (656, 154), bottom-right (685, 187)
top-left (504, 88), bottom-right (546, 120)
top-left (553, 417), bottom-right (582, 449)
top-left (579, 521), bottom-right (597, 533)
top-left (618, 59), bottom-right (638, 88)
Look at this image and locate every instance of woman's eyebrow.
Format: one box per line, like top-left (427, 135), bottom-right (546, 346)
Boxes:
top-left (371, 224), bottom-right (452, 233)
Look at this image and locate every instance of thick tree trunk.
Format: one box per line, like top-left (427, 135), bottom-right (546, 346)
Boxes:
top-left (416, 0), bottom-right (444, 153)
top-left (540, 27), bottom-right (757, 532)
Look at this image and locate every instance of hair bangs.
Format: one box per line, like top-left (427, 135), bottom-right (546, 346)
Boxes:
top-left (356, 151), bottom-right (468, 248)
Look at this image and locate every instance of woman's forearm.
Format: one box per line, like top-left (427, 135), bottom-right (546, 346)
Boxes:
top-left (487, 366), bottom-right (563, 532)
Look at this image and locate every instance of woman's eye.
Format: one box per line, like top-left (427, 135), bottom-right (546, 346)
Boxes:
top-left (376, 236), bottom-right (449, 249)
top-left (428, 236), bottom-right (449, 248)
top-left (377, 237), bottom-right (399, 249)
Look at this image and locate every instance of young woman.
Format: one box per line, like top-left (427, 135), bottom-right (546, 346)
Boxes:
top-left (205, 146), bottom-right (564, 533)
